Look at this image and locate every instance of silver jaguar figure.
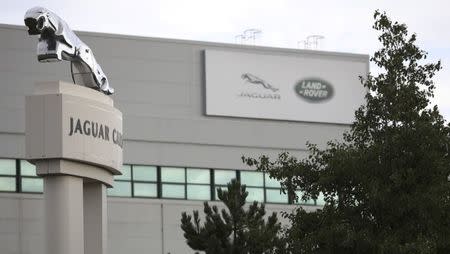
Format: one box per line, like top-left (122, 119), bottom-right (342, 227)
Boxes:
top-left (24, 7), bottom-right (114, 95)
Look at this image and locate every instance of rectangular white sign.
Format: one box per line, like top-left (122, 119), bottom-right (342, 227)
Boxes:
top-left (205, 50), bottom-right (368, 124)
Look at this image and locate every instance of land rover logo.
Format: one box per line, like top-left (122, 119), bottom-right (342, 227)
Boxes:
top-left (295, 79), bottom-right (333, 102)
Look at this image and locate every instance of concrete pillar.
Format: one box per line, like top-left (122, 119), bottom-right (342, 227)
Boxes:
top-left (44, 175), bottom-right (84, 254)
top-left (27, 81), bottom-right (122, 254)
top-left (84, 182), bottom-right (107, 254)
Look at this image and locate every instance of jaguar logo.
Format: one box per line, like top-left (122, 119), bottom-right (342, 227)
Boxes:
top-left (241, 73), bottom-right (279, 92)
top-left (295, 79), bottom-right (333, 102)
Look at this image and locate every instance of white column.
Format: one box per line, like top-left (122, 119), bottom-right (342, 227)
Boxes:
top-left (84, 182), bottom-right (107, 254)
top-left (44, 175), bottom-right (84, 254)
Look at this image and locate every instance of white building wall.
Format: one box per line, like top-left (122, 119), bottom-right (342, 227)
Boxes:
top-left (0, 194), bottom-right (315, 254)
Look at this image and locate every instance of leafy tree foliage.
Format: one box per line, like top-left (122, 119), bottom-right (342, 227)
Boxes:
top-left (243, 11), bottom-right (450, 253)
top-left (181, 179), bottom-right (282, 254)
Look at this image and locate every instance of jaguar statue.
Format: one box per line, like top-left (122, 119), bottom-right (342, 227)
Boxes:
top-left (24, 6), bottom-right (114, 95)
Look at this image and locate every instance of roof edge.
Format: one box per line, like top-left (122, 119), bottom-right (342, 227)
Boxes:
top-left (1, 23), bottom-right (369, 61)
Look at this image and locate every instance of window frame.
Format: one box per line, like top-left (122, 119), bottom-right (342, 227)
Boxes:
top-left (0, 158), bottom-right (324, 206)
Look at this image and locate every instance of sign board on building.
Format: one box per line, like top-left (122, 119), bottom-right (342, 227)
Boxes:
top-left (205, 50), bottom-right (368, 124)
top-left (26, 81), bottom-right (123, 175)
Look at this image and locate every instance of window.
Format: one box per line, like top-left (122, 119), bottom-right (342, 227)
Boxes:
top-left (246, 188), bottom-right (264, 202)
top-left (187, 168), bottom-right (209, 184)
top-left (264, 174), bottom-right (281, 188)
top-left (0, 159), bottom-right (15, 175)
top-left (133, 165), bottom-right (157, 181)
top-left (108, 181), bottom-right (131, 197)
top-left (133, 165), bottom-right (157, 198)
top-left (213, 170), bottom-right (237, 200)
top-left (214, 170), bottom-right (236, 185)
top-left (114, 164), bottom-right (132, 181)
top-left (108, 165), bottom-right (132, 197)
top-left (20, 160), bottom-right (43, 193)
top-left (161, 167), bottom-right (185, 199)
top-left (264, 174), bottom-right (288, 204)
top-left (134, 182), bottom-right (157, 197)
top-left (0, 159), bottom-right (16, 192)
top-left (241, 171), bottom-right (264, 186)
top-left (266, 189), bottom-right (288, 203)
top-left (295, 190), bottom-right (316, 205)
top-left (315, 192), bottom-right (326, 206)
top-left (0, 158), bottom-right (323, 206)
top-left (240, 171), bottom-right (264, 202)
top-left (186, 168), bottom-right (210, 200)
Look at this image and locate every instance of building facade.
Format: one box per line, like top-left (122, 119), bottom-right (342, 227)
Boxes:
top-left (0, 24), bottom-right (368, 254)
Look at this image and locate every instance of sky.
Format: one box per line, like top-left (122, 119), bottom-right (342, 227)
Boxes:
top-left (2, 0), bottom-right (450, 120)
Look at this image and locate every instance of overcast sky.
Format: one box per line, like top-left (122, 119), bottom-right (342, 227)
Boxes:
top-left (2, 0), bottom-right (450, 120)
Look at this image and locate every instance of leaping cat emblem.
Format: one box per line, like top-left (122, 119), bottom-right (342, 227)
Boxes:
top-left (241, 73), bottom-right (279, 92)
top-left (24, 7), bottom-right (114, 95)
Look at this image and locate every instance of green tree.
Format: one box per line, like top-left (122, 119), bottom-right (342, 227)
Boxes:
top-left (243, 11), bottom-right (450, 253)
top-left (181, 179), bottom-right (282, 254)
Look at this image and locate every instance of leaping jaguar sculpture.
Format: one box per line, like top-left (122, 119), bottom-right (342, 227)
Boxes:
top-left (24, 7), bottom-right (114, 95)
